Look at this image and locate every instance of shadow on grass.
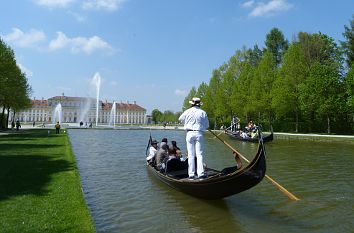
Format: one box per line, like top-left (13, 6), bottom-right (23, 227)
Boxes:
top-left (0, 143), bottom-right (63, 152)
top-left (0, 154), bottom-right (73, 201)
top-left (0, 129), bottom-right (73, 201)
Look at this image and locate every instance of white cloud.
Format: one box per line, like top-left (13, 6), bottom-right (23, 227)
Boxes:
top-left (242, 0), bottom-right (255, 8)
top-left (174, 89), bottom-right (187, 97)
top-left (18, 63), bottom-right (34, 77)
top-left (3, 28), bottom-right (114, 55)
top-left (68, 11), bottom-right (86, 22)
top-left (82, 0), bottom-right (126, 11)
top-left (247, 0), bottom-right (293, 17)
top-left (2, 28), bottom-right (46, 48)
top-left (34, 0), bottom-right (75, 8)
top-left (49, 31), bottom-right (113, 54)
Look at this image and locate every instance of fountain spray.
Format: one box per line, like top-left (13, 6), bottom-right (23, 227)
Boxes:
top-left (91, 72), bottom-right (101, 127)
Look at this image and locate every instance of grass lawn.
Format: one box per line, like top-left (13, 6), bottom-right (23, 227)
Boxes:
top-left (0, 129), bottom-right (95, 233)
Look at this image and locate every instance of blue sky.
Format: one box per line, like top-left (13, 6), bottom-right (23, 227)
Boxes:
top-left (1, 0), bottom-right (353, 113)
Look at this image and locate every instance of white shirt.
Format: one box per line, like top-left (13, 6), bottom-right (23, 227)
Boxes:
top-left (146, 146), bottom-right (157, 160)
top-left (178, 106), bottom-right (209, 131)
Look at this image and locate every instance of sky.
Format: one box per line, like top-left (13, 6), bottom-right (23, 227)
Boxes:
top-left (1, 0), bottom-right (353, 114)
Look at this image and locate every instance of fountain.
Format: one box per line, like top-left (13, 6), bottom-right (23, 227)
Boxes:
top-left (78, 98), bottom-right (92, 124)
top-left (53, 103), bottom-right (62, 124)
top-left (109, 101), bottom-right (116, 127)
top-left (91, 72), bottom-right (101, 127)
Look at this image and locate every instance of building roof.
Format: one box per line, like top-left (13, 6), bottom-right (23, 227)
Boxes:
top-left (102, 102), bottom-right (146, 111)
top-left (32, 99), bottom-right (48, 107)
top-left (117, 102), bottom-right (146, 111)
top-left (48, 96), bottom-right (95, 101)
top-left (45, 96), bottom-right (146, 112)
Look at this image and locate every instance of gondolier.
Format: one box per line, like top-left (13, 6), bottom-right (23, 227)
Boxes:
top-left (178, 97), bottom-right (209, 179)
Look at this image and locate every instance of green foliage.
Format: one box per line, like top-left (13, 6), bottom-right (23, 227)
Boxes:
top-left (151, 108), bottom-right (180, 124)
top-left (265, 28), bottom-right (289, 65)
top-left (182, 87), bottom-right (197, 111)
top-left (299, 63), bottom-right (345, 133)
top-left (0, 37), bottom-right (32, 128)
top-left (250, 51), bottom-right (277, 122)
top-left (172, 18), bottom-right (354, 134)
top-left (344, 64), bottom-right (354, 110)
top-left (272, 43), bottom-right (308, 131)
top-left (341, 14), bottom-right (354, 68)
top-left (298, 32), bottom-right (343, 71)
top-left (151, 108), bottom-right (163, 123)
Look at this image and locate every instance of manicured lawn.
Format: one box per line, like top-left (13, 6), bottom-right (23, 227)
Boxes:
top-left (0, 129), bottom-right (95, 232)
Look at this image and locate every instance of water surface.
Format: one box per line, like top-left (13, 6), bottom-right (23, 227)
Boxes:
top-left (69, 129), bottom-right (354, 233)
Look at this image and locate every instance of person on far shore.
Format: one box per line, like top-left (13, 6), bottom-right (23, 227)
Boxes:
top-left (55, 121), bottom-right (60, 134)
top-left (15, 119), bottom-right (21, 131)
top-left (178, 97), bottom-right (209, 180)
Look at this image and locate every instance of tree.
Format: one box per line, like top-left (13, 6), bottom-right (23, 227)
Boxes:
top-left (161, 110), bottom-right (177, 123)
top-left (344, 64), bottom-right (354, 113)
top-left (248, 45), bottom-right (263, 66)
top-left (272, 42), bottom-right (308, 132)
top-left (0, 38), bottom-right (32, 128)
top-left (250, 51), bottom-right (277, 124)
top-left (341, 14), bottom-right (354, 68)
top-left (203, 71), bottom-right (222, 128)
top-left (299, 63), bottom-right (345, 133)
top-left (182, 87), bottom-right (197, 111)
top-left (196, 82), bottom-right (208, 101)
top-left (298, 32), bottom-right (343, 71)
top-left (151, 109), bottom-right (162, 123)
top-left (265, 28), bottom-right (289, 66)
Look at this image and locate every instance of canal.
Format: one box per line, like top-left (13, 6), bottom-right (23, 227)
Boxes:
top-left (69, 129), bottom-right (354, 233)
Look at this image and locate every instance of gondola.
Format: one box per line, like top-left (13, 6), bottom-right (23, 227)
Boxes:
top-left (146, 136), bottom-right (266, 199)
top-left (225, 126), bottom-right (273, 143)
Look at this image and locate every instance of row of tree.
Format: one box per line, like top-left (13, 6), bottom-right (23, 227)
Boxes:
top-left (153, 16), bottom-right (354, 134)
top-left (182, 16), bottom-right (354, 134)
top-left (0, 38), bottom-right (32, 129)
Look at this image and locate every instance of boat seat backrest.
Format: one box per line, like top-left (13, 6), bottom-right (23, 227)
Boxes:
top-left (165, 158), bottom-right (188, 173)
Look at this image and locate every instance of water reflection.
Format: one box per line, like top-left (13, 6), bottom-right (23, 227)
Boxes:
top-left (147, 170), bottom-right (241, 233)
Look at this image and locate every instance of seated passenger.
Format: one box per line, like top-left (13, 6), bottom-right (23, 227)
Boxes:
top-left (156, 138), bottom-right (169, 171)
top-left (160, 138), bottom-right (168, 149)
top-left (146, 139), bottom-right (158, 164)
top-left (251, 127), bottom-right (258, 138)
top-left (245, 120), bottom-right (256, 137)
top-left (168, 140), bottom-right (181, 159)
top-left (241, 131), bottom-right (249, 139)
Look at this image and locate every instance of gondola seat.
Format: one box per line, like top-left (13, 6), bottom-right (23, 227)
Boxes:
top-left (165, 158), bottom-right (189, 179)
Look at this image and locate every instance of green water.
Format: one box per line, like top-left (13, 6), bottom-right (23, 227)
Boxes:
top-left (68, 129), bottom-right (354, 233)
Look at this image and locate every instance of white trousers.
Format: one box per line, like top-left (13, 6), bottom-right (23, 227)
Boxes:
top-left (186, 131), bottom-right (205, 177)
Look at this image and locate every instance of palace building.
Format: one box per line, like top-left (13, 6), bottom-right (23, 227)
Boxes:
top-left (13, 95), bottom-right (147, 125)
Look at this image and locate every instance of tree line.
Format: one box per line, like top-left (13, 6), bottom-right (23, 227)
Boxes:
top-left (0, 38), bottom-right (32, 129)
top-left (153, 15), bottom-right (354, 134)
top-left (180, 16), bottom-right (354, 134)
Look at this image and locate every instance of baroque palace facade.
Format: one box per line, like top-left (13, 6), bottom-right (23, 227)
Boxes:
top-left (14, 95), bottom-right (147, 124)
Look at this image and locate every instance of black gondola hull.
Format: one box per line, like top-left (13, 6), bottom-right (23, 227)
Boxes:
top-left (147, 140), bottom-right (266, 199)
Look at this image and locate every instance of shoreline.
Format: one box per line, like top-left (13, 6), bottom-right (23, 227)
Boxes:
top-left (2, 124), bottom-right (353, 141)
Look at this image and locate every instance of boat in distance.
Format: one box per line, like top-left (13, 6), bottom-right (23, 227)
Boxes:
top-left (146, 137), bottom-right (267, 199)
top-left (225, 126), bottom-right (274, 143)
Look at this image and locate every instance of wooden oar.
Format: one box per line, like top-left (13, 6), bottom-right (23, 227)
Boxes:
top-left (212, 131), bottom-right (224, 139)
top-left (208, 129), bottom-right (300, 201)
